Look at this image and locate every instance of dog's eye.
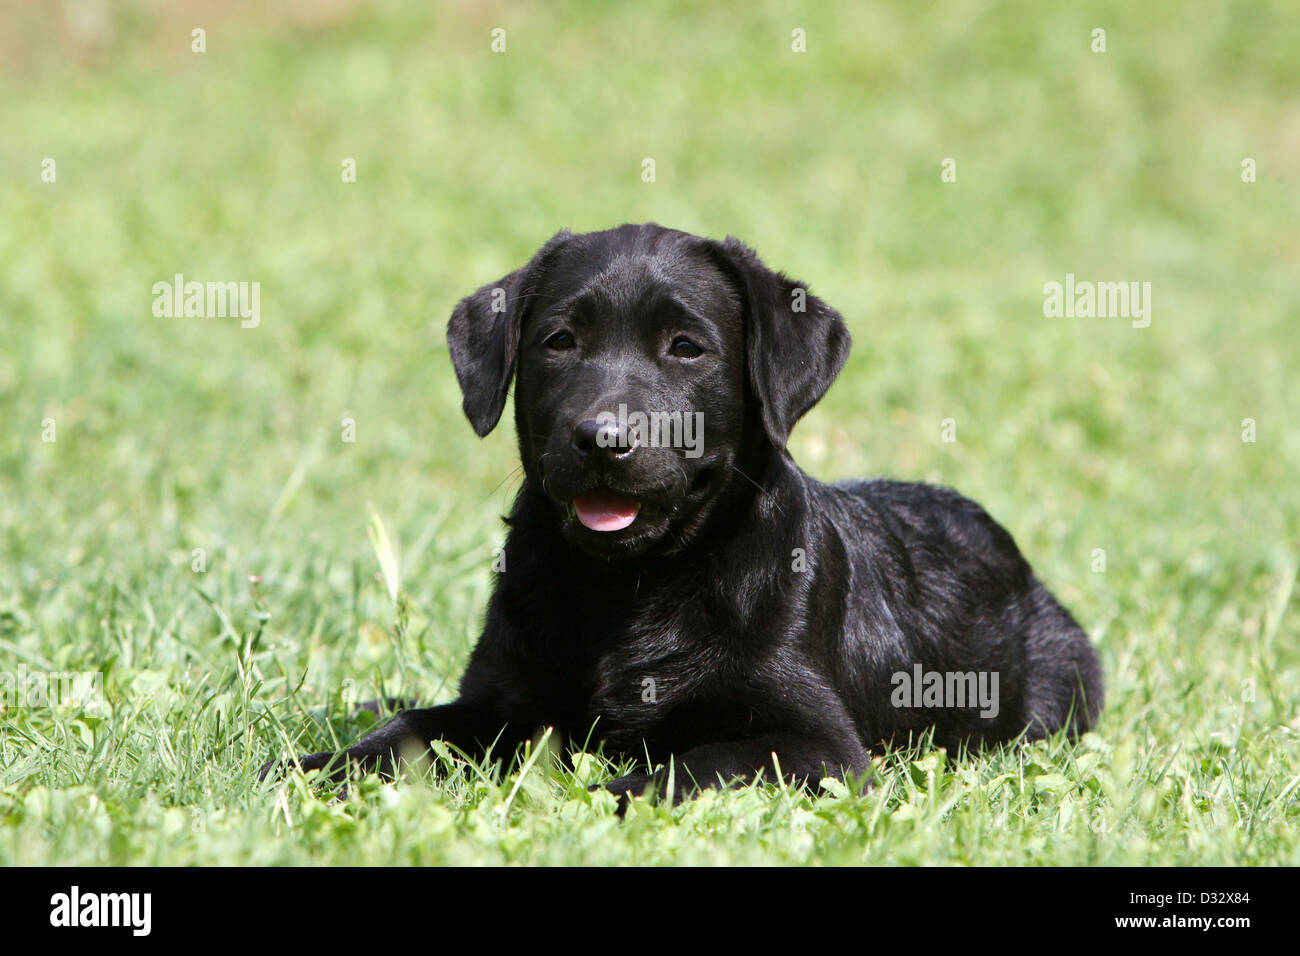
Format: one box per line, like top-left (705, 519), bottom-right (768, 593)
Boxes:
top-left (669, 337), bottom-right (703, 359)
top-left (545, 330), bottom-right (576, 351)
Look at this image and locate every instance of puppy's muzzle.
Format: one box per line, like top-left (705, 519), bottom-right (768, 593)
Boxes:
top-left (571, 418), bottom-right (636, 460)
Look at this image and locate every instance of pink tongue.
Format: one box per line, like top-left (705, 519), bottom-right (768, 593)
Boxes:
top-left (573, 491), bottom-right (640, 531)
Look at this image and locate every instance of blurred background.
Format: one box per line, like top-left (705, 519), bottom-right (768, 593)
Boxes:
top-left (0, 0), bottom-right (1296, 846)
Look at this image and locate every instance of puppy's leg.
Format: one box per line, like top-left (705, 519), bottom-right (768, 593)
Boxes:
top-left (258, 700), bottom-right (514, 783)
top-left (604, 730), bottom-right (870, 805)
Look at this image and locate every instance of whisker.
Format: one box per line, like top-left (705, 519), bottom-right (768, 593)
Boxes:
top-left (729, 463), bottom-right (784, 516)
top-left (478, 465), bottom-right (524, 507)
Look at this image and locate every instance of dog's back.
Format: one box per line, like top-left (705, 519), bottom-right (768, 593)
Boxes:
top-left (825, 478), bottom-right (1103, 748)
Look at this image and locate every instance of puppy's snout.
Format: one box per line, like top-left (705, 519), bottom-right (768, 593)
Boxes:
top-left (572, 418), bottom-right (635, 460)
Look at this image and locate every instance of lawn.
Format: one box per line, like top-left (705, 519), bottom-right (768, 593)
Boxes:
top-left (1, 0), bottom-right (1296, 865)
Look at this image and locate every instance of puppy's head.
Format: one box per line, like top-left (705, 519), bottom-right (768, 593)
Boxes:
top-left (446, 223), bottom-right (849, 558)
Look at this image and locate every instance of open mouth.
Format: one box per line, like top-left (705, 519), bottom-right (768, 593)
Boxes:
top-left (567, 490), bottom-right (642, 532)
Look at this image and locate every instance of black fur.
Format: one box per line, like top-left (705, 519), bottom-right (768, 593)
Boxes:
top-left (260, 223), bottom-right (1103, 803)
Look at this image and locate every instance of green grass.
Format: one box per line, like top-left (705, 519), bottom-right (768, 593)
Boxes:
top-left (1, 0), bottom-right (1297, 865)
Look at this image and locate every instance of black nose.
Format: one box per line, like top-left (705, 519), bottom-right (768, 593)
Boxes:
top-left (572, 418), bottom-right (635, 459)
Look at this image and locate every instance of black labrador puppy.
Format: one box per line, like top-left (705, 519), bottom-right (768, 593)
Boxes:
top-left (262, 223), bottom-right (1103, 801)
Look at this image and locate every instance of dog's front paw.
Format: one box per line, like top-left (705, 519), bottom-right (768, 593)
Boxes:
top-left (257, 750), bottom-right (341, 783)
top-left (602, 771), bottom-right (655, 797)
top-left (593, 771), bottom-right (658, 815)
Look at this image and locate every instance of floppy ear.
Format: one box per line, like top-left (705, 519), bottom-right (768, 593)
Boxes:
top-left (709, 237), bottom-right (851, 448)
top-left (446, 230), bottom-right (572, 436)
